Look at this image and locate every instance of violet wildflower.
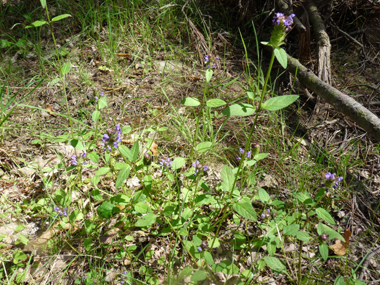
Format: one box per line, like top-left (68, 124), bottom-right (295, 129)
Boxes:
top-left (160, 158), bottom-right (173, 168)
top-left (54, 206), bottom-right (68, 217)
top-left (323, 172), bottom-right (343, 191)
top-left (272, 12), bottom-right (295, 31)
top-left (237, 148), bottom-right (252, 160)
top-left (197, 246), bottom-right (202, 252)
top-left (321, 233), bottom-right (328, 241)
top-left (204, 54), bottom-right (219, 68)
top-left (100, 91), bottom-right (104, 96)
top-left (100, 124), bottom-right (122, 151)
top-left (94, 96), bottom-right (98, 101)
top-left (267, 209), bottom-right (270, 213)
top-left (192, 160), bottom-right (208, 176)
top-left (71, 155), bottom-right (78, 166)
top-left (261, 213), bottom-right (266, 219)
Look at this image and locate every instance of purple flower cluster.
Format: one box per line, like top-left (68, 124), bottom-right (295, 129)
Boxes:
top-left (120, 270), bottom-right (127, 284)
top-left (100, 124), bottom-right (122, 151)
top-left (273, 12), bottom-right (295, 30)
top-left (323, 172), bottom-right (343, 191)
top-left (237, 148), bottom-right (251, 161)
top-left (192, 160), bottom-right (209, 176)
top-left (160, 158), bottom-right (173, 168)
top-left (204, 54), bottom-right (220, 68)
top-left (94, 91), bottom-right (104, 101)
top-left (71, 152), bottom-right (88, 166)
top-left (54, 206), bottom-right (67, 217)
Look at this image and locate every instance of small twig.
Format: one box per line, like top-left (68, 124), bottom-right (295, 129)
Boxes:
top-left (329, 20), bottom-right (364, 48)
top-left (359, 248), bottom-right (380, 280)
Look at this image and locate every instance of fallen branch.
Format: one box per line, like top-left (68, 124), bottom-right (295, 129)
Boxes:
top-left (286, 53), bottom-right (380, 142)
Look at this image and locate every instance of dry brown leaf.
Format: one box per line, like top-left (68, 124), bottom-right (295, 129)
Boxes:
top-left (329, 229), bottom-right (351, 256)
top-left (150, 141), bottom-right (158, 156)
top-left (45, 104), bottom-right (57, 117)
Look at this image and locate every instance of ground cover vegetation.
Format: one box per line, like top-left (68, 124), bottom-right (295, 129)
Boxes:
top-left (0, 0), bottom-right (379, 284)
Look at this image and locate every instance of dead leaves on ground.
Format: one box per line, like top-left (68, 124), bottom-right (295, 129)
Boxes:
top-left (329, 229), bottom-right (351, 256)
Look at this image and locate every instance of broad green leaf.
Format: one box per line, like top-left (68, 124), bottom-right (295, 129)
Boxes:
top-left (61, 61), bottom-right (71, 76)
top-left (51, 14), bottom-right (72, 22)
top-left (98, 96), bottom-right (107, 109)
top-left (258, 188), bottom-right (270, 203)
top-left (316, 208), bottom-right (335, 225)
top-left (70, 139), bottom-right (85, 150)
top-left (13, 250), bottom-right (27, 264)
top-left (274, 48), bottom-right (287, 69)
top-left (119, 145), bottom-right (130, 159)
top-left (92, 110), bottom-right (100, 122)
top-left (110, 195), bottom-right (130, 205)
top-left (96, 167), bottom-right (110, 176)
top-left (206, 98), bottom-right (226, 108)
top-left (262, 95), bottom-right (299, 111)
top-left (97, 202), bottom-right (119, 219)
top-left (39, 0), bottom-right (46, 8)
top-left (17, 233), bottom-right (28, 245)
top-left (283, 224), bottom-right (300, 236)
top-left (50, 78), bottom-right (60, 85)
top-left (263, 256), bottom-right (287, 273)
top-left (0, 39), bottom-right (12, 48)
top-left (195, 141), bottom-right (212, 153)
top-left (88, 152), bottom-right (99, 163)
top-left (191, 270), bottom-right (207, 282)
top-left (253, 153), bottom-right (269, 161)
top-left (135, 213), bottom-right (157, 227)
top-left (26, 20), bottom-right (47, 29)
top-left (194, 194), bottom-right (216, 206)
top-left (204, 251), bottom-right (214, 265)
top-left (334, 275), bottom-right (345, 285)
top-left (91, 175), bottom-right (100, 186)
top-left (206, 69), bottom-right (213, 82)
top-left (134, 202), bottom-right (151, 214)
top-left (222, 103), bottom-right (255, 117)
top-left (115, 167), bottom-right (130, 188)
top-left (294, 192), bottom-right (312, 204)
top-left (267, 242), bottom-right (276, 256)
top-left (317, 223), bottom-right (345, 242)
top-left (130, 141), bottom-right (139, 162)
top-left (178, 266), bottom-right (193, 281)
top-left (54, 134), bottom-right (68, 142)
top-left (319, 243), bottom-right (329, 261)
top-left (220, 165), bottom-right (234, 192)
top-left (295, 231), bottom-right (310, 242)
top-left (212, 261), bottom-right (239, 274)
top-left (233, 201), bottom-right (257, 221)
top-left (91, 189), bottom-right (103, 201)
top-left (208, 238), bottom-right (220, 248)
top-left (171, 157), bottom-right (186, 170)
top-left (181, 97), bottom-right (200, 107)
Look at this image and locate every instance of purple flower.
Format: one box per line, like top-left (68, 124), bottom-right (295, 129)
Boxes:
top-left (267, 209), bottom-right (270, 213)
top-left (102, 134), bottom-right (110, 142)
top-left (261, 213), bottom-right (266, 219)
top-left (323, 173), bottom-right (343, 190)
top-left (160, 158), bottom-right (173, 168)
top-left (203, 166), bottom-right (209, 171)
top-left (204, 55), bottom-right (209, 62)
top-left (237, 148), bottom-right (251, 160)
top-left (54, 206), bottom-right (68, 217)
top-left (197, 246), bottom-right (202, 252)
top-left (71, 155), bottom-right (77, 166)
top-left (215, 56), bottom-right (220, 60)
top-left (273, 12), bottom-right (295, 30)
top-left (100, 124), bottom-right (123, 151)
top-left (94, 96), bottom-right (98, 101)
top-left (192, 160), bottom-right (208, 176)
top-left (100, 92), bottom-right (104, 96)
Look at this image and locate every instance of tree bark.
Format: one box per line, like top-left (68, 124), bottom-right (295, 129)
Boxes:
top-left (286, 53), bottom-right (380, 142)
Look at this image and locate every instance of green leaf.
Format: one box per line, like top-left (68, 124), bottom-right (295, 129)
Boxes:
top-left (13, 250), bottom-right (27, 264)
top-left (91, 189), bottom-right (103, 201)
top-left (97, 202), bottom-right (119, 219)
top-left (317, 223), bottom-right (345, 242)
top-left (220, 165), bottom-right (235, 192)
top-left (26, 20), bottom-right (47, 28)
top-left (181, 97), bottom-right (200, 107)
top-left (221, 103), bottom-right (255, 117)
top-left (191, 270), bottom-right (207, 282)
top-left (233, 201), bottom-right (257, 221)
top-left (91, 175), bottom-right (100, 186)
top-left (171, 157), bottom-right (186, 170)
top-left (212, 261), bottom-right (240, 274)
top-left (206, 98), bottom-right (226, 108)
top-left (17, 233), bottom-right (29, 245)
top-left (205, 69), bottom-right (213, 82)
top-left (96, 167), bottom-right (110, 176)
top-left (294, 192), bottom-right (312, 204)
top-left (178, 266), bottom-right (193, 281)
top-left (61, 61), bottom-right (71, 76)
top-left (195, 141), bottom-right (212, 153)
top-left (0, 39), bottom-right (12, 48)
top-left (274, 48), bottom-right (287, 69)
top-left (258, 188), bottom-right (270, 203)
top-left (39, 0), bottom-right (46, 8)
top-left (51, 14), bottom-right (72, 22)
top-left (253, 153), bottom-right (269, 161)
top-left (194, 194), bottom-right (216, 206)
top-left (135, 213), bottom-right (157, 227)
top-left (294, 231), bottom-right (310, 242)
top-left (283, 224), bottom-right (300, 236)
top-left (334, 275), bottom-right (345, 285)
top-left (130, 141), bottom-right (139, 162)
top-left (263, 256), bottom-right (287, 273)
top-left (87, 152), bottom-right (99, 163)
top-left (115, 167), bottom-right (130, 188)
top-left (70, 139), bottom-right (84, 150)
top-left (262, 95), bottom-right (299, 111)
top-left (319, 243), bottom-right (329, 261)
top-left (98, 96), bottom-right (107, 109)
top-left (204, 252), bottom-right (214, 265)
top-left (84, 237), bottom-right (92, 251)
top-left (134, 202), bottom-right (151, 214)
top-left (92, 110), bottom-right (100, 122)
top-left (316, 208), bottom-right (335, 225)
top-left (110, 195), bottom-right (130, 205)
